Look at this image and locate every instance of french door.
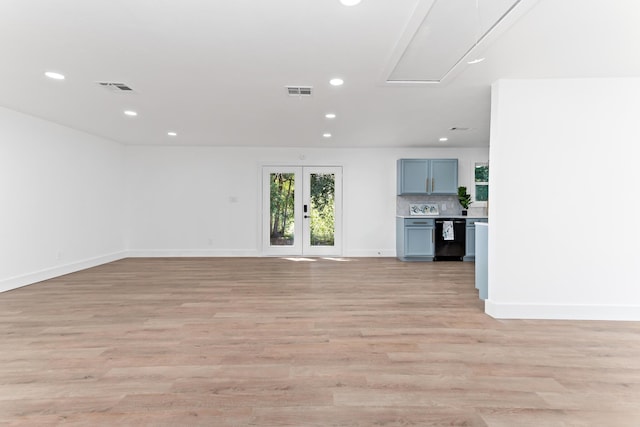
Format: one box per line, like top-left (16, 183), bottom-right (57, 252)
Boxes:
top-left (262, 166), bottom-right (342, 256)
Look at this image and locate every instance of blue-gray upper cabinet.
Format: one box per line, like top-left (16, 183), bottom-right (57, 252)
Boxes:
top-left (430, 159), bottom-right (458, 194)
top-left (397, 159), bottom-right (458, 195)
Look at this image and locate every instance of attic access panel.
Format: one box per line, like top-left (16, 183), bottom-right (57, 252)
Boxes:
top-left (387, 0), bottom-right (521, 83)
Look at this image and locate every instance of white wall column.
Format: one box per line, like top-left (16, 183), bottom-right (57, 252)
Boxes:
top-left (487, 78), bottom-right (640, 320)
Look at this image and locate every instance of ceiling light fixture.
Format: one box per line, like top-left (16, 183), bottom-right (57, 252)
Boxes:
top-left (439, 137), bottom-right (448, 142)
top-left (123, 110), bottom-right (138, 117)
top-left (329, 78), bottom-right (344, 86)
top-left (44, 71), bottom-right (65, 80)
top-left (339, 0), bottom-right (362, 6)
top-left (467, 0), bottom-right (486, 65)
top-left (167, 132), bottom-right (177, 136)
top-left (325, 113), bottom-right (336, 119)
top-left (323, 133), bottom-right (332, 138)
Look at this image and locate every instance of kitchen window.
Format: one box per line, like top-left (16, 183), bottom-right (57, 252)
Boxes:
top-left (474, 162), bottom-right (489, 203)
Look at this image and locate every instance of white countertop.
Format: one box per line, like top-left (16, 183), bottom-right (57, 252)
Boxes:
top-left (397, 215), bottom-right (488, 219)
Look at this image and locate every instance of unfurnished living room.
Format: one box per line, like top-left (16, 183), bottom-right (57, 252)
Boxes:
top-left (2, 1), bottom-right (640, 426)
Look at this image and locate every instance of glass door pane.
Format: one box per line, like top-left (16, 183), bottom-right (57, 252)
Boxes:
top-left (262, 167), bottom-right (302, 255)
top-left (269, 173), bottom-right (296, 246)
top-left (303, 167), bottom-right (342, 256)
top-left (309, 173), bottom-right (335, 247)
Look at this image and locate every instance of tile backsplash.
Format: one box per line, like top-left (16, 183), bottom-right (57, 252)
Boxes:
top-left (397, 195), bottom-right (487, 217)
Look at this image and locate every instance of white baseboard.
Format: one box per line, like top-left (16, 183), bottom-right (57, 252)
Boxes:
top-left (125, 249), bottom-right (261, 258)
top-left (0, 252), bottom-right (127, 293)
top-left (485, 300), bottom-right (640, 321)
top-left (343, 249), bottom-right (396, 257)
top-left (126, 249), bottom-right (397, 258)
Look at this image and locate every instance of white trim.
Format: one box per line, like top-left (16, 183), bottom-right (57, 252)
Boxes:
top-left (485, 300), bottom-right (640, 321)
top-left (0, 252), bottom-right (127, 293)
top-left (126, 249), bottom-right (261, 258)
top-left (261, 165), bottom-right (344, 257)
top-left (345, 250), bottom-right (396, 257)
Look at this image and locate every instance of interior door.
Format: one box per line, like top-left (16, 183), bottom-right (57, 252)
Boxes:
top-left (262, 166), bottom-right (342, 256)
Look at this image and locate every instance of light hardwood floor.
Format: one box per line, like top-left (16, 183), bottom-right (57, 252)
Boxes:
top-left (1, 257), bottom-right (640, 426)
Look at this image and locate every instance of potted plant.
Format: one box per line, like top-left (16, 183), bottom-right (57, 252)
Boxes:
top-left (458, 186), bottom-right (472, 216)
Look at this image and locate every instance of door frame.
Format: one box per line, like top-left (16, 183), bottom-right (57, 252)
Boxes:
top-left (261, 165), bottom-right (343, 257)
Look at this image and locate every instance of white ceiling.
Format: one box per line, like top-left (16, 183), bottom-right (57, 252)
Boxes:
top-left (1, 0), bottom-right (639, 148)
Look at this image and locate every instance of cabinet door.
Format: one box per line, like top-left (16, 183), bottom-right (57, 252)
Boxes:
top-left (404, 226), bottom-right (434, 256)
top-left (398, 159), bottom-right (429, 194)
top-left (430, 159), bottom-right (458, 194)
top-left (465, 225), bottom-right (475, 257)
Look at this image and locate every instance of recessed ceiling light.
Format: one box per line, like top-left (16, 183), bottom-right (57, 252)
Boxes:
top-left (329, 78), bottom-right (344, 86)
top-left (325, 113), bottom-right (336, 119)
top-left (467, 57), bottom-right (485, 65)
top-left (439, 137), bottom-right (448, 142)
top-left (340, 0), bottom-right (362, 6)
top-left (124, 110), bottom-right (138, 117)
top-left (323, 133), bottom-right (332, 138)
top-left (44, 71), bottom-right (65, 80)
top-left (167, 132), bottom-right (177, 136)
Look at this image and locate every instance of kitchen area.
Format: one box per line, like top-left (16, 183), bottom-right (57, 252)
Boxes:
top-left (395, 158), bottom-right (489, 297)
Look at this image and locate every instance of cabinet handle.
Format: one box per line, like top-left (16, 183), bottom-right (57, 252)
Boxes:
top-left (432, 178), bottom-right (435, 192)
top-left (425, 178), bottom-right (429, 192)
top-left (431, 229), bottom-right (434, 242)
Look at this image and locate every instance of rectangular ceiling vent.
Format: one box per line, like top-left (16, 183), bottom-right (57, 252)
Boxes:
top-left (286, 86), bottom-right (313, 97)
top-left (97, 82), bottom-right (134, 92)
top-left (450, 127), bottom-right (470, 131)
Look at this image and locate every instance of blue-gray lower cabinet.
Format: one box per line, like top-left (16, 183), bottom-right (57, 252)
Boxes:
top-left (475, 223), bottom-right (488, 300)
top-left (464, 218), bottom-right (488, 261)
top-left (396, 218), bottom-right (435, 261)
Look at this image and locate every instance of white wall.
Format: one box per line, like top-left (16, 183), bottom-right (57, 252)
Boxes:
top-left (0, 107), bottom-right (126, 291)
top-left (487, 78), bottom-right (640, 320)
top-left (0, 103), bottom-right (487, 291)
top-left (125, 145), bottom-right (488, 256)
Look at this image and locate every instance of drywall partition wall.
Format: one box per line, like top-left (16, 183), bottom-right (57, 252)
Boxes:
top-left (125, 146), bottom-right (488, 257)
top-left (0, 107), bottom-right (126, 292)
top-left (487, 78), bottom-right (640, 320)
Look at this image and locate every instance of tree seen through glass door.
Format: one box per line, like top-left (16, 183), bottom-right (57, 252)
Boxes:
top-left (309, 173), bottom-right (335, 246)
top-left (269, 173), bottom-right (295, 246)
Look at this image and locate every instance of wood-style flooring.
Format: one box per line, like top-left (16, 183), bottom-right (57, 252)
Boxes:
top-left (1, 257), bottom-right (640, 426)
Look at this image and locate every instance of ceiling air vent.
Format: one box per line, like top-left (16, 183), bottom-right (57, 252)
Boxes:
top-left (450, 127), bottom-right (470, 131)
top-left (286, 86), bottom-right (313, 97)
top-left (97, 82), bottom-right (134, 92)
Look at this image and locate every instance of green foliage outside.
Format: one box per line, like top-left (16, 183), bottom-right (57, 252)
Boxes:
top-left (270, 173), bottom-right (295, 245)
top-left (475, 164), bottom-right (489, 182)
top-left (475, 184), bottom-right (488, 202)
top-left (269, 172), bottom-right (335, 246)
top-left (475, 163), bottom-right (489, 202)
top-left (309, 173), bottom-right (335, 246)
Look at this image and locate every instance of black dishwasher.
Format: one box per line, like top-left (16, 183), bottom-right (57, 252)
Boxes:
top-left (434, 219), bottom-right (466, 261)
